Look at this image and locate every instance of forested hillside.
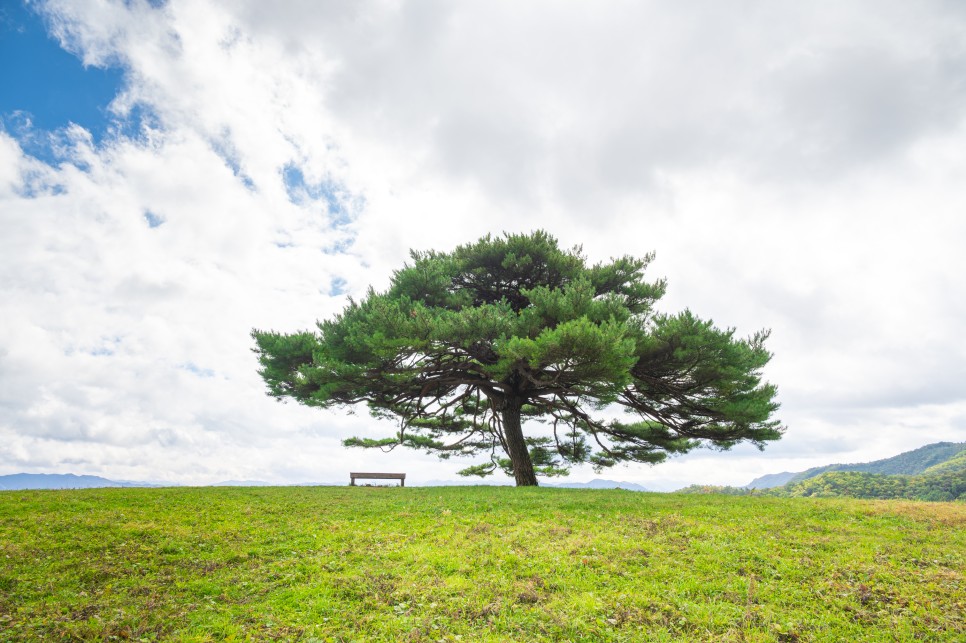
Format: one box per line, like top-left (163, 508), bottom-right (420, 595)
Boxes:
top-left (681, 442), bottom-right (966, 501)
top-left (786, 442), bottom-right (966, 485)
top-left (782, 466), bottom-right (966, 501)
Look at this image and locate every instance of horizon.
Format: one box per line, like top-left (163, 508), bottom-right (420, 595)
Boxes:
top-left (4, 439), bottom-right (961, 492)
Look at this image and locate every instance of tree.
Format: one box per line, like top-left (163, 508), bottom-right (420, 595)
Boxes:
top-left (252, 231), bottom-right (783, 486)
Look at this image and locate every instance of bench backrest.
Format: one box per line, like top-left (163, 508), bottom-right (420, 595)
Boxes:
top-left (350, 472), bottom-right (406, 479)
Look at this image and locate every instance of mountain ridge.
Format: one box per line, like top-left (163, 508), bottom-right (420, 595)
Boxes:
top-left (0, 473), bottom-right (649, 491)
top-left (0, 473), bottom-right (153, 490)
top-left (745, 442), bottom-right (966, 489)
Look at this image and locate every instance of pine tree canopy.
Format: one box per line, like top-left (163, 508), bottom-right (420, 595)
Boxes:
top-left (252, 230), bottom-right (783, 486)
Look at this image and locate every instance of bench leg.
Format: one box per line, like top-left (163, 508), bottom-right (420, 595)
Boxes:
top-left (350, 478), bottom-right (356, 486)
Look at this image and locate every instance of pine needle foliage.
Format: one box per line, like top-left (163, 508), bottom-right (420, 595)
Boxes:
top-left (252, 231), bottom-right (782, 485)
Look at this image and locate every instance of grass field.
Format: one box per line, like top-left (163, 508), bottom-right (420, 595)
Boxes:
top-left (1, 486), bottom-right (963, 641)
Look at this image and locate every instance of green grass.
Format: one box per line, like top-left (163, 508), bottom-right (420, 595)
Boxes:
top-left (1, 487), bottom-right (963, 641)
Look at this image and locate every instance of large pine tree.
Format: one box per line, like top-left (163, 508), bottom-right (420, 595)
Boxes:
top-left (252, 231), bottom-right (782, 486)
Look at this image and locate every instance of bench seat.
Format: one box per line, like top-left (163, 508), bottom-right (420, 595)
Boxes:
top-left (350, 472), bottom-right (406, 487)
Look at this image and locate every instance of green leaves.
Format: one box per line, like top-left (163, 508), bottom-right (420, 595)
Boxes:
top-left (626, 310), bottom-right (783, 448)
top-left (249, 330), bottom-right (320, 403)
top-left (252, 230), bottom-right (783, 484)
top-left (343, 437), bottom-right (399, 449)
top-left (492, 318), bottom-right (636, 394)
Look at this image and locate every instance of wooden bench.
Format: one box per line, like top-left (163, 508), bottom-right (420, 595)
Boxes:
top-left (350, 472), bottom-right (406, 487)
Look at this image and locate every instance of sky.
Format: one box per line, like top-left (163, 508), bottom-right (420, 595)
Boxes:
top-left (1, 0), bottom-right (965, 490)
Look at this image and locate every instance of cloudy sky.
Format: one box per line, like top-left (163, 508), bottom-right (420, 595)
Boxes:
top-left (2, 0), bottom-right (964, 489)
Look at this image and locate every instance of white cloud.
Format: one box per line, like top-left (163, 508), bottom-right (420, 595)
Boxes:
top-left (1, 0), bottom-right (964, 486)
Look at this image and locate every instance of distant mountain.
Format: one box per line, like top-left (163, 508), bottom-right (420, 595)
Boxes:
top-left (421, 479), bottom-right (510, 487)
top-left (743, 442), bottom-right (966, 490)
top-left (786, 442), bottom-right (966, 486)
top-left (550, 479), bottom-right (649, 491)
top-left (112, 479), bottom-right (175, 487)
top-left (0, 473), bottom-right (177, 490)
top-left (416, 479), bottom-right (648, 490)
top-left (920, 449), bottom-right (966, 476)
top-left (781, 459), bottom-right (966, 502)
top-left (697, 442), bottom-right (966, 501)
top-left (0, 473), bottom-right (131, 490)
top-left (745, 471), bottom-right (797, 489)
top-left (212, 480), bottom-right (273, 486)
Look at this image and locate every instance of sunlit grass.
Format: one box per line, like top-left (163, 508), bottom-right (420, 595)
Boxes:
top-left (1, 486), bottom-right (963, 641)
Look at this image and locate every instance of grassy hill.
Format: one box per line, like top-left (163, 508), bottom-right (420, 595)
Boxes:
top-left (1, 486), bottom-right (964, 641)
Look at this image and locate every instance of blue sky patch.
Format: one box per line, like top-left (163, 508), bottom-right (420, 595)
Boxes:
top-left (328, 277), bottom-right (348, 296)
top-left (281, 163), bottom-right (355, 225)
top-left (109, 102), bottom-right (162, 144)
top-left (209, 132), bottom-right (256, 190)
top-left (0, 2), bottom-right (126, 148)
top-left (180, 362), bottom-right (215, 378)
top-left (321, 237), bottom-right (355, 255)
top-left (143, 210), bottom-right (164, 228)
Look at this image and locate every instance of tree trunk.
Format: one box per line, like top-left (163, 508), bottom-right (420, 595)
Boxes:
top-left (502, 397), bottom-right (538, 486)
